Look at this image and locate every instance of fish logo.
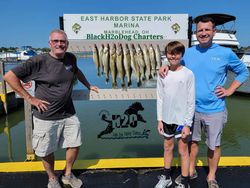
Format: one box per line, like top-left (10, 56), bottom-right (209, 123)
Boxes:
top-left (72, 23), bottom-right (81, 34)
top-left (171, 23), bottom-right (181, 34)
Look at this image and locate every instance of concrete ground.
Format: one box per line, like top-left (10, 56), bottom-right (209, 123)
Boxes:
top-left (0, 166), bottom-right (250, 188)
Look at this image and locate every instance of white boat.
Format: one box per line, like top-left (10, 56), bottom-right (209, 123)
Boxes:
top-left (17, 49), bottom-right (37, 61)
top-left (0, 46), bottom-right (37, 61)
top-left (0, 52), bottom-right (19, 60)
top-left (240, 53), bottom-right (250, 68)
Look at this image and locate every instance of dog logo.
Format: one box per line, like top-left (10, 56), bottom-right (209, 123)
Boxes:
top-left (98, 102), bottom-right (149, 139)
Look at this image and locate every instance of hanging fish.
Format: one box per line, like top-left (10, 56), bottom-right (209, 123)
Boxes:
top-left (123, 43), bottom-right (132, 87)
top-left (92, 44), bottom-right (100, 77)
top-left (136, 44), bottom-right (146, 81)
top-left (109, 43), bottom-right (117, 89)
top-left (155, 44), bottom-right (162, 69)
top-left (130, 43), bottom-right (141, 87)
top-left (149, 44), bottom-right (157, 77)
top-left (116, 43), bottom-right (126, 90)
top-left (142, 44), bottom-right (152, 80)
top-left (102, 43), bottom-right (110, 83)
top-left (99, 44), bottom-right (105, 75)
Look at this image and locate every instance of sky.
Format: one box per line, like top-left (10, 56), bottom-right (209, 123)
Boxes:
top-left (1, 0), bottom-right (250, 48)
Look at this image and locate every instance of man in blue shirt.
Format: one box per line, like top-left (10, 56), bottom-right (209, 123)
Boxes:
top-left (159, 16), bottom-right (249, 188)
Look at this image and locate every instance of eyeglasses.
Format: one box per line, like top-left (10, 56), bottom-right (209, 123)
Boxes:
top-left (50, 39), bottom-right (67, 44)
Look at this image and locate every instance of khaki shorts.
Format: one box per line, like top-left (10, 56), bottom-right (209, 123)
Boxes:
top-left (32, 115), bottom-right (82, 157)
top-left (191, 110), bottom-right (227, 150)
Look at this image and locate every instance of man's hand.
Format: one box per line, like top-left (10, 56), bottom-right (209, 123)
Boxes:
top-left (27, 97), bottom-right (50, 113)
top-left (159, 65), bottom-right (169, 78)
top-left (215, 86), bottom-right (233, 98)
top-left (215, 80), bottom-right (242, 98)
top-left (90, 85), bottom-right (99, 93)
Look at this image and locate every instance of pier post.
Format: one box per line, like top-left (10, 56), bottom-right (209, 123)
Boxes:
top-left (24, 101), bottom-right (35, 161)
top-left (0, 61), bottom-right (8, 114)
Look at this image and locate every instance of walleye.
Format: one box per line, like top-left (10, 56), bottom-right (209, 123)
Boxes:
top-left (109, 43), bottom-right (117, 88)
top-left (136, 44), bottom-right (146, 81)
top-left (149, 44), bottom-right (157, 77)
top-left (155, 44), bottom-right (162, 69)
top-left (123, 43), bottom-right (132, 87)
top-left (92, 44), bottom-right (100, 77)
top-left (99, 44), bottom-right (105, 75)
top-left (142, 44), bottom-right (152, 80)
top-left (130, 43), bottom-right (141, 87)
top-left (102, 43), bottom-right (110, 83)
top-left (116, 43), bottom-right (126, 90)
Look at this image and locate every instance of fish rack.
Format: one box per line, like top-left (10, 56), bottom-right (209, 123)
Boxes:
top-left (72, 88), bottom-right (157, 100)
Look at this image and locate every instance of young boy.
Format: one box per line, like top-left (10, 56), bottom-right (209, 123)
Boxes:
top-left (155, 41), bottom-right (195, 188)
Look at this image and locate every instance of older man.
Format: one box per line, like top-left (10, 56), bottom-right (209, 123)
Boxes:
top-left (4, 29), bottom-right (98, 188)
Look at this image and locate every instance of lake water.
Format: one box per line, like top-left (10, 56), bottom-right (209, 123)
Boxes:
top-left (0, 58), bottom-right (249, 162)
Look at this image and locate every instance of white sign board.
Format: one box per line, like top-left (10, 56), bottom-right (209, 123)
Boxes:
top-left (64, 14), bottom-right (189, 41)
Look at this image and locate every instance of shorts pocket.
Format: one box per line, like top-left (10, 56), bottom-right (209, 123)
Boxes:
top-left (32, 131), bottom-right (46, 150)
top-left (223, 109), bottom-right (228, 124)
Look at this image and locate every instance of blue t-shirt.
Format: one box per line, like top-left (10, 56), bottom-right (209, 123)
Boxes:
top-left (182, 43), bottom-right (249, 114)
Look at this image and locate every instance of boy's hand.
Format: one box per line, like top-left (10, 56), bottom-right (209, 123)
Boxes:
top-left (157, 121), bottom-right (164, 135)
top-left (181, 126), bottom-right (190, 139)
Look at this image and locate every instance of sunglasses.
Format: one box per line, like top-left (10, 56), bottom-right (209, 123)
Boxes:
top-left (50, 39), bottom-right (67, 44)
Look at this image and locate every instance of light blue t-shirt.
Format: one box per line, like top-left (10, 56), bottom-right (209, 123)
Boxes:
top-left (182, 43), bottom-right (249, 114)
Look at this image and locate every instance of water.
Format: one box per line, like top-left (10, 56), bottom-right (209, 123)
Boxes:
top-left (226, 70), bottom-right (250, 94)
top-left (0, 58), bottom-right (249, 162)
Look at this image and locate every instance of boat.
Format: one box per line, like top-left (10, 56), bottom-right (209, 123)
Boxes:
top-left (16, 46), bottom-right (37, 61)
top-left (0, 46), bottom-right (37, 61)
top-left (17, 49), bottom-right (37, 61)
top-left (240, 52), bottom-right (250, 67)
top-left (0, 52), bottom-right (19, 61)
